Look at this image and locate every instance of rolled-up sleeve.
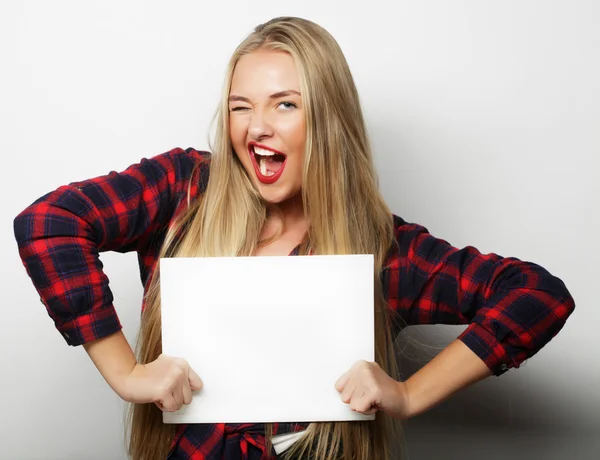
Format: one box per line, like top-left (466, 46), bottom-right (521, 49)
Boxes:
top-left (385, 215), bottom-right (575, 376)
top-left (13, 147), bottom-right (210, 346)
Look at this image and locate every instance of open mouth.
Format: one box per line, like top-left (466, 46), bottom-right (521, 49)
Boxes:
top-left (248, 142), bottom-right (287, 184)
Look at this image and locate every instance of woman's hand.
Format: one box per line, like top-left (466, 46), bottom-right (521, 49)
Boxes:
top-left (335, 360), bottom-right (410, 419)
top-left (120, 354), bottom-right (204, 412)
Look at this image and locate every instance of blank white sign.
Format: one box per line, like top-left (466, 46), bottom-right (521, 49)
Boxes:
top-left (159, 254), bottom-right (375, 424)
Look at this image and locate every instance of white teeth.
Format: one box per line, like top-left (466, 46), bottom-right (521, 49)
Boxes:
top-left (260, 157), bottom-right (267, 176)
top-left (253, 146), bottom-right (276, 156)
top-left (259, 157), bottom-right (275, 177)
top-left (255, 146), bottom-right (281, 177)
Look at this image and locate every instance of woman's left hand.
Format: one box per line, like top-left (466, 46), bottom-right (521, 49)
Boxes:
top-left (334, 360), bottom-right (410, 419)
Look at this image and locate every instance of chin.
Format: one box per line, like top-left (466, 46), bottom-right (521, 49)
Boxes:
top-left (258, 192), bottom-right (288, 204)
top-left (257, 186), bottom-right (300, 205)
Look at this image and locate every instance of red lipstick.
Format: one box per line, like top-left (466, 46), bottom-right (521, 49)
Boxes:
top-left (248, 141), bottom-right (287, 185)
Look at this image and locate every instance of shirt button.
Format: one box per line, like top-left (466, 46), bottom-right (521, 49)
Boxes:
top-left (500, 363), bottom-right (509, 372)
top-left (63, 332), bottom-right (70, 340)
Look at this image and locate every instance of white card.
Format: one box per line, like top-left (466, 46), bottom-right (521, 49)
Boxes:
top-left (159, 254), bottom-right (375, 424)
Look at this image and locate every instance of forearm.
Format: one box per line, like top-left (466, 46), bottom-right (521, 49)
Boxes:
top-left (403, 339), bottom-right (492, 418)
top-left (82, 331), bottom-right (138, 400)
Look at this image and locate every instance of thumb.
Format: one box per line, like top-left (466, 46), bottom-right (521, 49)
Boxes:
top-left (188, 367), bottom-right (204, 391)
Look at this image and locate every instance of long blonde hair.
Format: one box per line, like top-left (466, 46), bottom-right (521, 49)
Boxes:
top-left (127, 16), bottom-right (404, 460)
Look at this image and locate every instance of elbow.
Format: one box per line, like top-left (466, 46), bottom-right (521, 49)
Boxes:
top-left (540, 270), bottom-right (576, 335)
top-left (13, 191), bottom-right (56, 247)
top-left (559, 280), bottom-right (576, 321)
top-left (504, 261), bottom-right (576, 338)
top-left (548, 271), bottom-right (576, 315)
top-left (520, 259), bottom-right (576, 321)
top-left (13, 196), bottom-right (44, 246)
top-left (13, 207), bottom-right (31, 248)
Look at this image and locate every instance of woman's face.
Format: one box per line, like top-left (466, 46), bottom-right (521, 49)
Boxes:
top-left (229, 49), bottom-right (306, 205)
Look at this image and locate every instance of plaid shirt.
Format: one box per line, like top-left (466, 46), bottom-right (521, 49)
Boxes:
top-left (13, 147), bottom-right (575, 459)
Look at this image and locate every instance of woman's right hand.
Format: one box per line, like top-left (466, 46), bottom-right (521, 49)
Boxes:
top-left (120, 354), bottom-right (204, 412)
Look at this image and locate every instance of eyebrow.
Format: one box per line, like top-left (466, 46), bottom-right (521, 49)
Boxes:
top-left (228, 90), bottom-right (301, 103)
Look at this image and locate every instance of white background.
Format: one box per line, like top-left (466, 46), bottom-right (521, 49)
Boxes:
top-left (1, 1), bottom-right (598, 459)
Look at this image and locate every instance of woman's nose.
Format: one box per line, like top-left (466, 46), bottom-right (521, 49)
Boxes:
top-left (247, 108), bottom-right (274, 140)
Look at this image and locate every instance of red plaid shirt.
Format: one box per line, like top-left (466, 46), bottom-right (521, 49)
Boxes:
top-left (13, 147), bottom-right (575, 459)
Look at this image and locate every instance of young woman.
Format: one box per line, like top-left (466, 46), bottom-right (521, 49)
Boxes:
top-left (13, 16), bottom-right (575, 460)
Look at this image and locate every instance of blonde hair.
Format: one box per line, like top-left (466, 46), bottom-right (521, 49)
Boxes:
top-left (127, 16), bottom-right (404, 460)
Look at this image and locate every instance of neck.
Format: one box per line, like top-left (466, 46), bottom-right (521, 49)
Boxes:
top-left (271, 194), bottom-right (305, 224)
top-left (264, 193), bottom-right (309, 238)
